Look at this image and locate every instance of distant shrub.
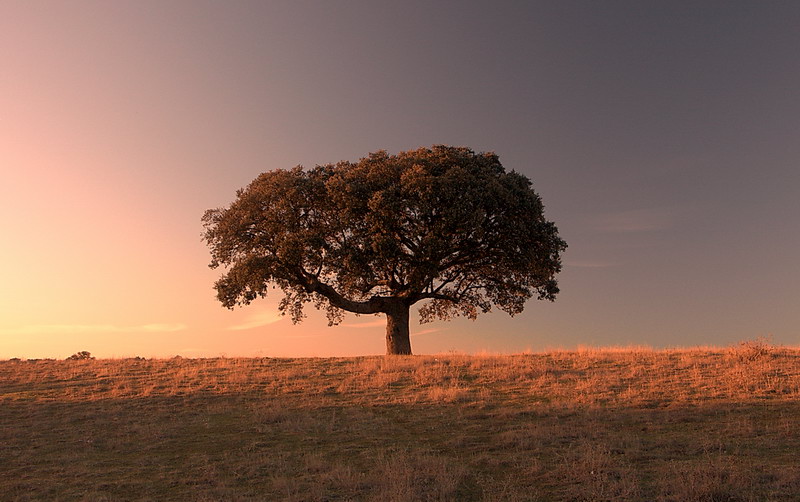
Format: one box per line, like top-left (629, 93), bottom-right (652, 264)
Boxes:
top-left (730, 336), bottom-right (773, 363)
top-left (67, 351), bottom-right (95, 361)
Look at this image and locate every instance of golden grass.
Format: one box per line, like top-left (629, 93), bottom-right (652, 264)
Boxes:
top-left (2, 340), bottom-right (799, 500)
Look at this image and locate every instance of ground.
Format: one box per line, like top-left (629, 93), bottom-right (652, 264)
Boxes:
top-left (2, 341), bottom-right (799, 501)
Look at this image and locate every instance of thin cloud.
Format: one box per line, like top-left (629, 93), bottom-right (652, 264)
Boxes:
top-left (411, 328), bottom-right (443, 337)
top-left (564, 260), bottom-right (615, 269)
top-left (592, 207), bottom-right (675, 233)
top-left (0, 323), bottom-right (187, 335)
top-left (138, 324), bottom-right (187, 332)
top-left (227, 311), bottom-right (284, 331)
top-left (339, 319), bottom-right (386, 329)
top-left (279, 332), bottom-right (330, 339)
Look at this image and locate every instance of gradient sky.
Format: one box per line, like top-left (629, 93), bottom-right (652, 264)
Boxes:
top-left (2, 1), bottom-right (798, 358)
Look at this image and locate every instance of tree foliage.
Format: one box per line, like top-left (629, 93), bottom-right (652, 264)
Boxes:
top-left (203, 146), bottom-right (566, 354)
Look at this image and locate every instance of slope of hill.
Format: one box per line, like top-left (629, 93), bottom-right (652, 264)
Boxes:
top-left (2, 341), bottom-right (799, 501)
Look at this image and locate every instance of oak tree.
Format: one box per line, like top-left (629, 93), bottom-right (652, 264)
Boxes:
top-left (202, 146), bottom-right (566, 355)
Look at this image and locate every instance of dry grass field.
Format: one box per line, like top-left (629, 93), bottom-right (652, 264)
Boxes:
top-left (2, 339), bottom-right (799, 501)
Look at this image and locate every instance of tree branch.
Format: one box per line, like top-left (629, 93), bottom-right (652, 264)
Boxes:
top-left (411, 292), bottom-right (460, 304)
top-left (298, 269), bottom-right (386, 314)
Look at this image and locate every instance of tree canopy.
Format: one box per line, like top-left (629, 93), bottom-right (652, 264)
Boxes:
top-left (203, 145), bottom-right (566, 354)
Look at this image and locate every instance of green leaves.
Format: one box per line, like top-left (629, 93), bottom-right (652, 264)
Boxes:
top-left (202, 145), bottom-right (566, 325)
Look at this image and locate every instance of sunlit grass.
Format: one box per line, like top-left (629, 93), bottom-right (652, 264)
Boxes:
top-left (2, 339), bottom-right (799, 500)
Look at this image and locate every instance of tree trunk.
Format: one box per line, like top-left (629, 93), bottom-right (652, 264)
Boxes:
top-left (385, 302), bottom-right (412, 355)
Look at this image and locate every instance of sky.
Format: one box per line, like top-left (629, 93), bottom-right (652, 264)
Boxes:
top-left (1, 1), bottom-right (798, 358)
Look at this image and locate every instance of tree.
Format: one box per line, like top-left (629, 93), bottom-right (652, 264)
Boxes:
top-left (202, 145), bottom-right (567, 355)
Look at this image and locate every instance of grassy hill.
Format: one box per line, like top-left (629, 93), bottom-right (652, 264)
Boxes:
top-left (2, 340), bottom-right (799, 501)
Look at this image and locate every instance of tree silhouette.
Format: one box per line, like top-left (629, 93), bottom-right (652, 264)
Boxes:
top-left (203, 146), bottom-right (566, 354)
